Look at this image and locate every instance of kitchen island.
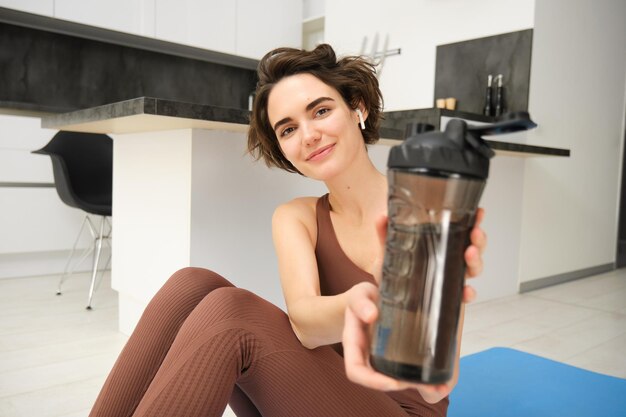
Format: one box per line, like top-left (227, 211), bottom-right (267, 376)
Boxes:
top-left (42, 97), bottom-right (570, 334)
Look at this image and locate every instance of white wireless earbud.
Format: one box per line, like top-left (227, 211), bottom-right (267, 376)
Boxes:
top-left (356, 109), bottom-right (365, 130)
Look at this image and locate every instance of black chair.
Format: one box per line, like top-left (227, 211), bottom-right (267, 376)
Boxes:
top-left (33, 131), bottom-right (113, 309)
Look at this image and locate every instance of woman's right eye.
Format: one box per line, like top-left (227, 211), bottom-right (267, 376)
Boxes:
top-left (280, 127), bottom-right (296, 137)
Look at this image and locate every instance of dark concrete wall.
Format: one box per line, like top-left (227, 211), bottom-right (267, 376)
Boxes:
top-left (0, 22), bottom-right (258, 113)
top-left (434, 29), bottom-right (533, 115)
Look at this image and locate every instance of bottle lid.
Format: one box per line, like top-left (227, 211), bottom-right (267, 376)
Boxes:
top-left (388, 112), bottom-right (537, 179)
top-left (389, 119), bottom-right (494, 179)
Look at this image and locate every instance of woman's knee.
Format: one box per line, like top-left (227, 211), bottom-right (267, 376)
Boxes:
top-left (186, 287), bottom-right (300, 351)
top-left (164, 267), bottom-right (233, 294)
top-left (144, 267), bottom-right (234, 319)
top-left (199, 287), bottom-right (288, 326)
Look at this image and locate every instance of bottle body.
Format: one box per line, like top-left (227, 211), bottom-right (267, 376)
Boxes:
top-left (494, 86), bottom-right (503, 116)
top-left (483, 86), bottom-right (492, 116)
top-left (370, 168), bottom-right (485, 384)
top-left (494, 74), bottom-right (504, 117)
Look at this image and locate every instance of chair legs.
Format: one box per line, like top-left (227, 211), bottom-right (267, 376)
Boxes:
top-left (57, 215), bottom-right (112, 309)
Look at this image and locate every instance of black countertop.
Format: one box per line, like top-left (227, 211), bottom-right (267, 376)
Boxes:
top-left (41, 97), bottom-right (570, 157)
top-left (381, 108), bottom-right (570, 157)
top-left (383, 108), bottom-right (498, 132)
top-left (42, 97), bottom-right (250, 129)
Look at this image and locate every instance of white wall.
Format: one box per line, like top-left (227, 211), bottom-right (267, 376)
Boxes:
top-left (518, 0), bottom-right (626, 283)
top-left (325, 0), bottom-right (535, 111)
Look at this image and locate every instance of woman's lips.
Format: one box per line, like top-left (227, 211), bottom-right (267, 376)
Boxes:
top-left (306, 144), bottom-right (335, 161)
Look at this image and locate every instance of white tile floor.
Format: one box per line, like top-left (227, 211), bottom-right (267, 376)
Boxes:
top-left (1, 268), bottom-right (625, 417)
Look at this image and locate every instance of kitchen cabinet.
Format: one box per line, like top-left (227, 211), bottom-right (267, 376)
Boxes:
top-left (236, 0), bottom-right (302, 59)
top-left (0, 0), bottom-right (53, 16)
top-left (155, 0), bottom-right (302, 59)
top-left (2, 0), bottom-right (302, 59)
top-left (54, 0), bottom-right (154, 36)
top-left (155, 0), bottom-right (236, 55)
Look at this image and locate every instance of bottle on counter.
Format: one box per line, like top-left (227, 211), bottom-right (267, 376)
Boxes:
top-left (494, 74), bottom-right (504, 117)
top-left (483, 74), bottom-right (493, 116)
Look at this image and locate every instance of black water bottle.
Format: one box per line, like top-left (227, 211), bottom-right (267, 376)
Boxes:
top-left (370, 113), bottom-right (537, 384)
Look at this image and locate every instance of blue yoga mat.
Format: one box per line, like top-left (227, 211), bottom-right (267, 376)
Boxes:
top-left (449, 347), bottom-right (626, 417)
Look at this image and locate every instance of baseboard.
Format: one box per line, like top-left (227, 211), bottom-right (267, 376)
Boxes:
top-left (519, 263), bottom-right (616, 293)
top-left (0, 248), bottom-right (111, 279)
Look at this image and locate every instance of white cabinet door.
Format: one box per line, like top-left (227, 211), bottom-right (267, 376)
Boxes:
top-left (0, 0), bottom-right (53, 16)
top-left (155, 0), bottom-right (237, 54)
top-left (54, 0), bottom-right (155, 37)
top-left (236, 0), bottom-right (302, 59)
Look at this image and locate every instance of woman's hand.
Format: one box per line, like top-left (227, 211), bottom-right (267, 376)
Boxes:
top-left (342, 208), bottom-right (488, 402)
top-left (342, 283), bottom-right (456, 402)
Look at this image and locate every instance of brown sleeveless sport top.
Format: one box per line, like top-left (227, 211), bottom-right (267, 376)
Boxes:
top-left (315, 193), bottom-right (377, 297)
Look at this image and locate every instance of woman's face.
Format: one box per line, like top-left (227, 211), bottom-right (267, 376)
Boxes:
top-left (267, 73), bottom-right (366, 180)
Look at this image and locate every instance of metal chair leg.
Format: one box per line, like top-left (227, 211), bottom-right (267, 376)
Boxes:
top-left (86, 216), bottom-right (106, 310)
top-left (57, 216), bottom-right (90, 295)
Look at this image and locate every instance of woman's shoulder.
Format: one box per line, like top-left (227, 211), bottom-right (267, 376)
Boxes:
top-left (273, 196), bottom-right (319, 221)
top-left (272, 196), bottom-right (321, 238)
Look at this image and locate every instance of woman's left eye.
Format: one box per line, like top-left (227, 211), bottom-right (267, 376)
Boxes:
top-left (315, 108), bottom-right (330, 117)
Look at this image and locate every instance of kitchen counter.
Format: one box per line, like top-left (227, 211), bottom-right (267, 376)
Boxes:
top-left (43, 97), bottom-right (570, 157)
top-left (382, 107), bottom-right (570, 157)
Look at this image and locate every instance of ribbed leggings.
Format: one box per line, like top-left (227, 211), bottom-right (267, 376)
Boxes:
top-left (89, 267), bottom-right (447, 417)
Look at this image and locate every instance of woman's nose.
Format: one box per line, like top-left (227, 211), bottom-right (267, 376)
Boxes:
top-left (301, 122), bottom-right (321, 146)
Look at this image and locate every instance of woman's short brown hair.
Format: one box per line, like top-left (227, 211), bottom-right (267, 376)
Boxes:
top-left (247, 44), bottom-right (383, 174)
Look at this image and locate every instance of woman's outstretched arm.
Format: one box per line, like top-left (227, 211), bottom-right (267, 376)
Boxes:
top-left (272, 200), bottom-right (355, 349)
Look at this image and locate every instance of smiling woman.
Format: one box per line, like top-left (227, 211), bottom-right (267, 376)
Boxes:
top-left (86, 44), bottom-right (487, 417)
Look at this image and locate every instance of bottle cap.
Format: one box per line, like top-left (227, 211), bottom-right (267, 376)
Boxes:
top-left (389, 119), bottom-right (493, 179)
top-left (388, 112), bottom-right (537, 179)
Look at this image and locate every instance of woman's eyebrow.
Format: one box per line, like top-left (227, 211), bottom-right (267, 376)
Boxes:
top-left (305, 96), bottom-right (334, 111)
top-left (273, 97), bottom-right (335, 132)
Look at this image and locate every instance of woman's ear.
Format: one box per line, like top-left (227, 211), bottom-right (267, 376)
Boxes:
top-left (356, 109), bottom-right (366, 130)
top-left (355, 103), bottom-right (368, 130)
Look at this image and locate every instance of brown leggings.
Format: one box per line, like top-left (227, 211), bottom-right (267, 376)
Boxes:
top-left (89, 267), bottom-right (447, 417)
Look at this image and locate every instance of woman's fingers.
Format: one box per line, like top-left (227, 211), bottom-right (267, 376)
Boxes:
top-left (474, 207), bottom-right (485, 229)
top-left (470, 226), bottom-right (487, 256)
top-left (464, 245), bottom-right (483, 277)
top-left (343, 307), bottom-right (402, 391)
top-left (462, 285), bottom-right (477, 303)
top-left (343, 283), bottom-right (408, 391)
top-left (462, 208), bottom-right (486, 301)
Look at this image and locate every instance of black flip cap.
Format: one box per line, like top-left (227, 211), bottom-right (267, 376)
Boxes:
top-left (389, 119), bottom-right (495, 179)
